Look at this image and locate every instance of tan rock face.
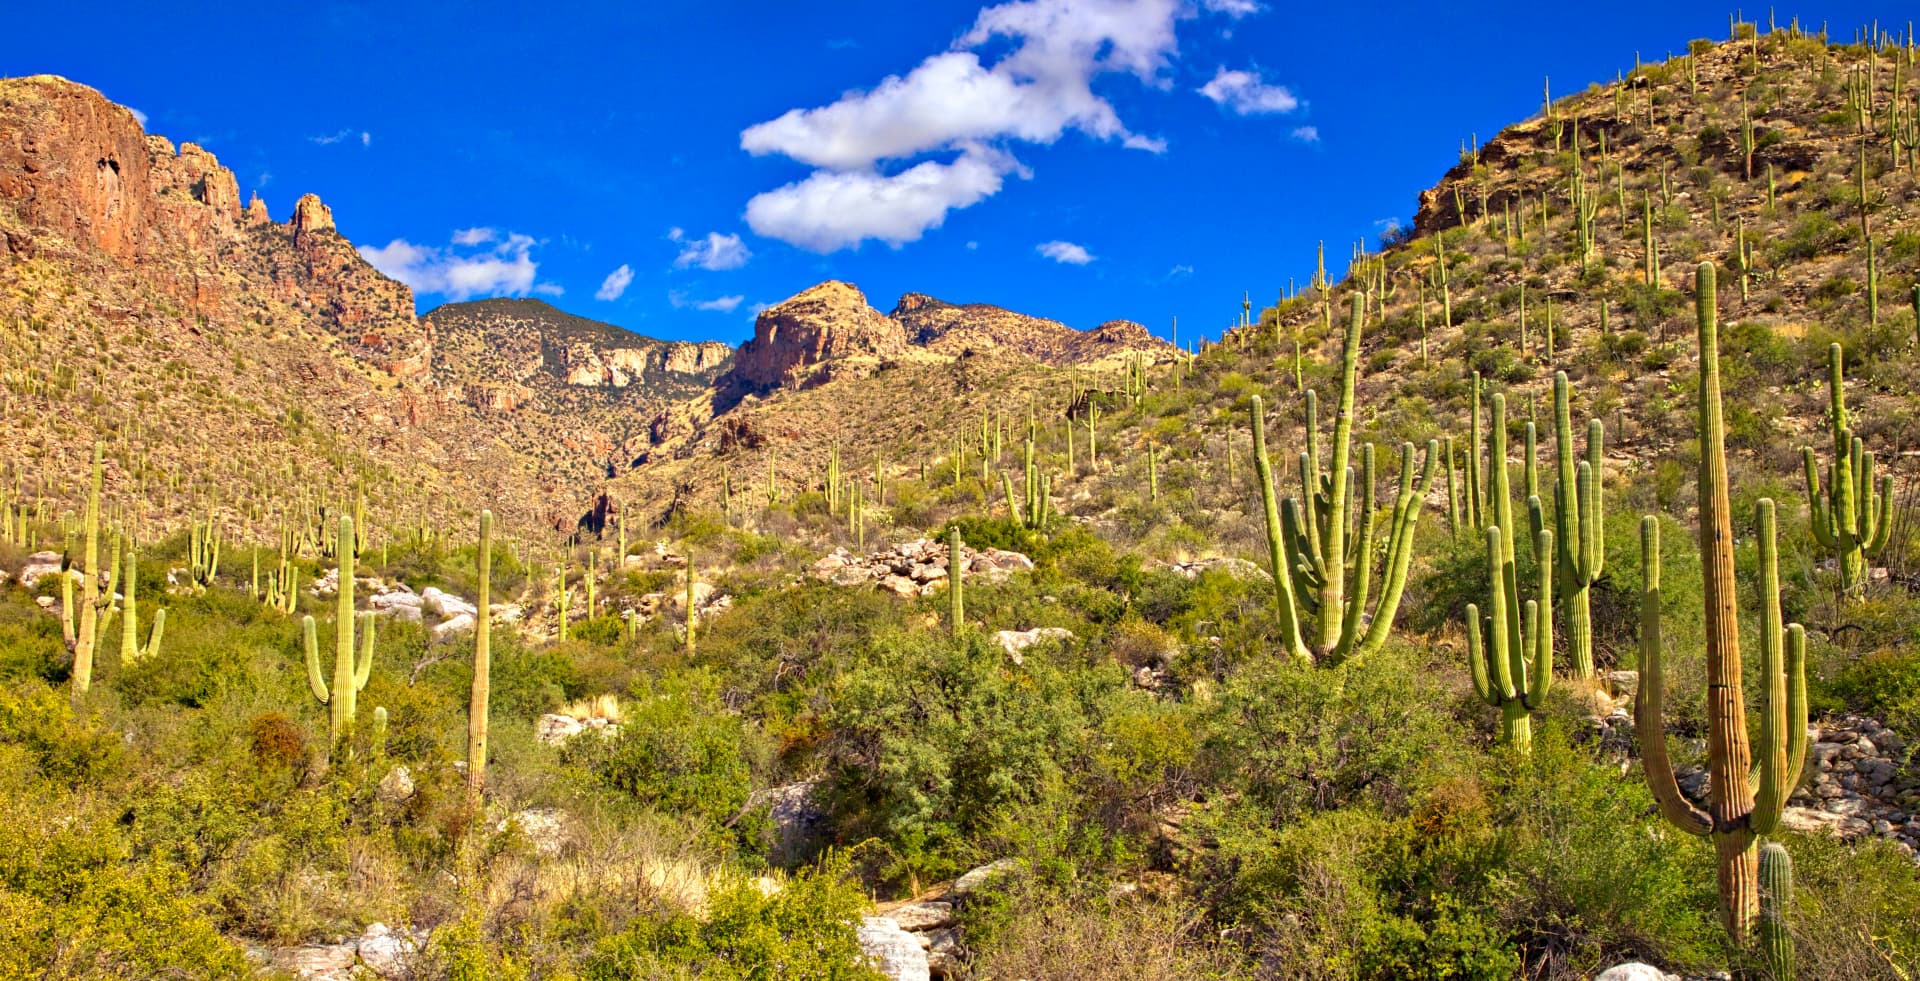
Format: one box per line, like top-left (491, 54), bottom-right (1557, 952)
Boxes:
top-left (290, 193), bottom-right (334, 246)
top-left (722, 281), bottom-right (907, 392)
top-left (662, 340), bottom-right (732, 375)
top-left (0, 75), bottom-right (158, 259)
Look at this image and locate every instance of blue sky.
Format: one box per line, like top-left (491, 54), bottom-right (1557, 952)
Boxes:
top-left (8, 2), bottom-right (1903, 344)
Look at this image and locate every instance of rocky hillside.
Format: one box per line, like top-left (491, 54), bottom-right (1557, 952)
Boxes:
top-left (0, 74), bottom-right (565, 541)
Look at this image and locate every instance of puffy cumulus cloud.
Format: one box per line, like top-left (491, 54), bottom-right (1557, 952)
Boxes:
top-left (670, 291), bottom-right (746, 313)
top-left (452, 227), bottom-right (497, 246)
top-left (667, 228), bottom-right (752, 270)
top-left (1291, 126), bottom-right (1321, 143)
top-left (595, 263), bottom-right (635, 301)
top-left (1198, 67), bottom-right (1299, 115)
top-left (742, 0), bottom-right (1253, 252)
top-left (359, 230), bottom-right (557, 301)
top-left (1036, 239), bottom-right (1095, 264)
top-left (746, 148), bottom-right (1014, 252)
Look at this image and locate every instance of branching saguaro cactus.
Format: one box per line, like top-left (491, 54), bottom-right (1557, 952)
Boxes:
top-left (468, 510), bottom-right (492, 795)
top-left (1552, 371), bottom-right (1606, 678)
top-left (1465, 511), bottom-right (1553, 752)
top-left (1249, 295), bottom-right (1438, 667)
top-left (69, 442), bottom-right (119, 700)
top-left (119, 537), bottom-right (165, 664)
top-left (304, 516), bottom-right (376, 754)
top-left (1637, 264), bottom-right (1808, 947)
top-left (1803, 342), bottom-right (1891, 597)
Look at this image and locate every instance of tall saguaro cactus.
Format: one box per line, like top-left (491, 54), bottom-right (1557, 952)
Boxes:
top-left (1552, 372), bottom-right (1606, 678)
top-left (948, 527), bottom-right (965, 638)
top-left (468, 510), bottom-right (492, 795)
top-left (305, 516), bottom-right (376, 753)
top-left (70, 442), bottom-right (114, 700)
top-left (1803, 342), bottom-right (1891, 597)
top-left (1249, 294), bottom-right (1438, 666)
top-left (1636, 263), bottom-right (1808, 946)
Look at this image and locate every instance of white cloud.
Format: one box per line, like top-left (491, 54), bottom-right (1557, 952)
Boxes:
top-left (670, 291), bottom-right (746, 313)
top-left (451, 227), bottom-right (497, 246)
top-left (359, 231), bottom-right (545, 301)
top-left (1291, 125), bottom-right (1321, 143)
top-left (965, 241), bottom-right (980, 250)
top-left (361, 131), bottom-right (372, 147)
top-left (667, 228), bottom-right (752, 270)
top-left (309, 128), bottom-right (373, 148)
top-left (1037, 240), bottom-right (1095, 264)
top-left (533, 282), bottom-right (564, 296)
top-left (595, 263), bottom-right (635, 301)
top-left (1166, 263), bottom-right (1194, 277)
top-left (747, 148), bottom-right (1016, 252)
top-left (1201, 0), bottom-right (1262, 15)
top-left (128, 107), bottom-right (148, 127)
top-left (1198, 68), bottom-right (1299, 115)
top-left (741, 0), bottom-right (1253, 252)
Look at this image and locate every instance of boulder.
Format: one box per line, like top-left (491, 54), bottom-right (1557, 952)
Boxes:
top-left (18, 552), bottom-right (65, 587)
top-left (856, 916), bottom-right (930, 981)
top-left (535, 714), bottom-right (584, 745)
top-left (269, 943), bottom-right (356, 980)
top-left (356, 923), bottom-right (420, 979)
top-left (431, 612), bottom-right (475, 640)
top-left (376, 766), bottom-right (415, 804)
top-left (1594, 965), bottom-right (1675, 981)
top-left (994, 627), bottom-right (1074, 662)
top-left (420, 587), bottom-right (477, 619)
top-left (887, 901), bottom-right (954, 931)
top-left (949, 858), bottom-right (1019, 901)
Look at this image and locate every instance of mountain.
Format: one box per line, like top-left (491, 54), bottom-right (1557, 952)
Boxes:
top-left (0, 75), bottom-right (1174, 541)
top-left (0, 74), bottom-right (561, 539)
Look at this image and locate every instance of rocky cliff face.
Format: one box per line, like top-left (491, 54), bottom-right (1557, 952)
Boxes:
top-left (721, 281), bottom-right (909, 394)
top-left (0, 75), bottom-right (565, 536)
top-left (719, 282), bottom-right (1170, 399)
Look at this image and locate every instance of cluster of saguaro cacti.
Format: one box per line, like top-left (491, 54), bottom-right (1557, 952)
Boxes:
top-left (1637, 264), bottom-right (1808, 950)
top-left (256, 527), bottom-right (300, 614)
top-left (1551, 372), bottom-right (1606, 679)
top-left (1803, 342), bottom-right (1892, 598)
top-left (304, 516), bottom-right (377, 756)
top-left (1465, 485), bottom-right (1553, 752)
top-left (1249, 295), bottom-right (1438, 667)
top-left (468, 511), bottom-right (492, 795)
top-left (118, 537), bottom-right (165, 663)
top-left (1002, 436), bottom-right (1051, 529)
top-left (188, 514), bottom-right (221, 590)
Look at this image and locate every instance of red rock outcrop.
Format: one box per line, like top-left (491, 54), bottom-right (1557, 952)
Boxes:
top-left (720, 281), bottom-right (908, 393)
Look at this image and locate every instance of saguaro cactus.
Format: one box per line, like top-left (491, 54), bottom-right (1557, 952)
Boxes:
top-left (948, 527), bottom-right (965, 638)
top-left (119, 537), bottom-right (165, 663)
top-left (1803, 343), bottom-right (1891, 596)
top-left (304, 516), bottom-right (376, 753)
top-left (1552, 372), bottom-right (1605, 678)
top-left (1249, 294), bottom-right (1438, 666)
top-left (468, 510), bottom-right (492, 795)
top-left (1465, 509), bottom-right (1553, 752)
top-left (1636, 263), bottom-right (1809, 946)
top-left (70, 442), bottom-right (119, 701)
top-left (1758, 841), bottom-right (1795, 980)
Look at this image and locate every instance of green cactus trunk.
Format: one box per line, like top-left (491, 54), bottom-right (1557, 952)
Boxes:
top-left (1804, 343), bottom-right (1892, 597)
top-left (948, 527), bottom-right (964, 638)
top-left (1759, 841), bottom-right (1795, 980)
top-left (304, 516), bottom-right (375, 758)
top-left (1636, 264), bottom-right (1809, 948)
top-left (468, 511), bottom-right (492, 795)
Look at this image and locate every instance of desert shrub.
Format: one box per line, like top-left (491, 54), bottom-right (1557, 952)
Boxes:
top-left (584, 857), bottom-right (882, 980)
top-left (563, 674), bottom-right (758, 844)
top-left (822, 630), bottom-right (1106, 882)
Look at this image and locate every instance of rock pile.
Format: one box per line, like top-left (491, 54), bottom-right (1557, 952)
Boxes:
top-left (312, 572), bottom-right (521, 640)
top-left (1148, 556), bottom-right (1269, 582)
top-left (1782, 713), bottom-right (1918, 858)
top-left (859, 858), bottom-right (1018, 980)
top-left (993, 627), bottom-right (1074, 664)
top-left (810, 539), bottom-right (1034, 597)
top-left (248, 922), bottom-right (424, 981)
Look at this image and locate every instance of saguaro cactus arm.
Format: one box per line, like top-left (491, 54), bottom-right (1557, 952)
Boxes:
top-left (1634, 517), bottom-right (1713, 836)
